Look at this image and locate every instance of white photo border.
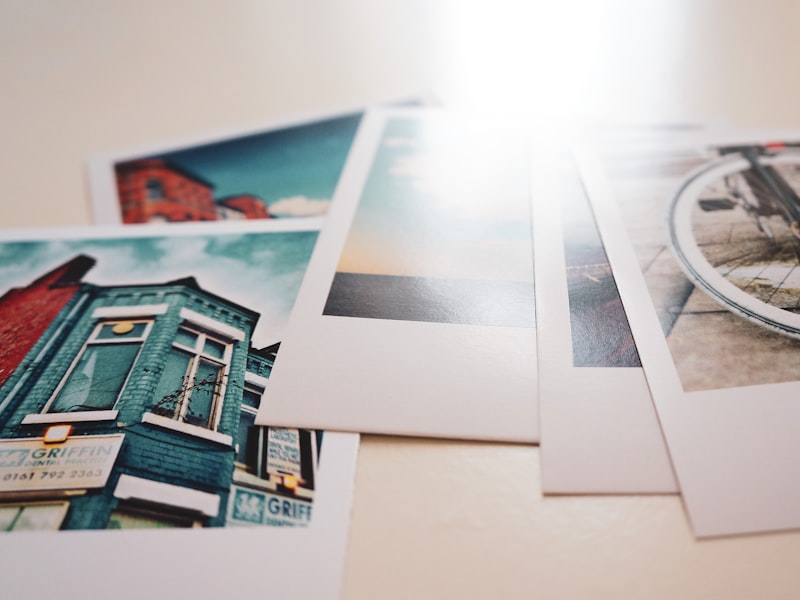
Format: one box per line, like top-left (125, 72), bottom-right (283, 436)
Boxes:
top-left (576, 130), bottom-right (800, 537)
top-left (531, 144), bottom-right (676, 494)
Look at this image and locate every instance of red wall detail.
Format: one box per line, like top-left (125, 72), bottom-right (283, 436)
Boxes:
top-left (218, 195), bottom-right (272, 219)
top-left (115, 159), bottom-right (219, 223)
top-left (0, 255), bottom-right (94, 388)
top-left (115, 159), bottom-right (272, 223)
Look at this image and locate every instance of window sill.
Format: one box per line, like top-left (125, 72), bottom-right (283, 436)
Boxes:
top-left (232, 467), bottom-right (276, 491)
top-left (114, 474), bottom-right (220, 517)
top-left (22, 410), bottom-right (119, 425)
top-left (141, 412), bottom-right (233, 446)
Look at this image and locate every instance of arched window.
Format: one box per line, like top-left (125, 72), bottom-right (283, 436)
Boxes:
top-left (145, 178), bottom-right (164, 200)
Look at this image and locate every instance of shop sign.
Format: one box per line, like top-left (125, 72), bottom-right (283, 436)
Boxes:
top-left (0, 434), bottom-right (124, 493)
top-left (228, 484), bottom-right (312, 527)
top-left (266, 427), bottom-right (302, 478)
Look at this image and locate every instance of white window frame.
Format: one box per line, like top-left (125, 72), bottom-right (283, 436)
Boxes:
top-left (114, 474), bottom-right (220, 517)
top-left (245, 371), bottom-right (269, 390)
top-left (145, 177), bottom-right (164, 200)
top-left (22, 410), bottom-right (118, 425)
top-left (141, 412), bottom-right (232, 446)
top-left (41, 318), bottom-right (153, 416)
top-left (179, 308), bottom-right (245, 341)
top-left (92, 304), bottom-right (169, 319)
top-left (150, 312), bottom-right (241, 433)
top-left (156, 325), bottom-right (230, 430)
top-left (0, 500), bottom-right (70, 531)
top-left (235, 379), bottom-right (266, 474)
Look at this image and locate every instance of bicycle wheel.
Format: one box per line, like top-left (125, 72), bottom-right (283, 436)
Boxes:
top-left (667, 149), bottom-right (800, 339)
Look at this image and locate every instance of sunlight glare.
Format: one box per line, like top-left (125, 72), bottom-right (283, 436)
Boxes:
top-left (435, 0), bottom-right (684, 123)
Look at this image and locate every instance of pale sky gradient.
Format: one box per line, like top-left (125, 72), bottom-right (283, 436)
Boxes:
top-left (337, 116), bottom-right (533, 281)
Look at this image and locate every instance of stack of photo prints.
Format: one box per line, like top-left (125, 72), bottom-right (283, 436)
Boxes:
top-left (3, 102), bottom-right (800, 596)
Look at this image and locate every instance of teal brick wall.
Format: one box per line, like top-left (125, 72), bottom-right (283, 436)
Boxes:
top-left (0, 278), bottom-right (267, 530)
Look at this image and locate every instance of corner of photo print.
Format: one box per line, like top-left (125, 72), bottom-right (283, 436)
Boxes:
top-left (576, 129), bottom-right (800, 537)
top-left (0, 220), bottom-right (358, 599)
top-left (530, 138), bottom-right (677, 494)
top-left (87, 98), bottom-right (436, 227)
top-left (261, 107), bottom-right (539, 442)
top-left (87, 105), bottom-right (367, 226)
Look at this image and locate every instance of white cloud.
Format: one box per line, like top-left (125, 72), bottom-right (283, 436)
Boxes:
top-left (269, 195), bottom-right (330, 217)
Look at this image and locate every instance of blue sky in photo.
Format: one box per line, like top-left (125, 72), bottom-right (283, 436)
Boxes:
top-left (131, 114), bottom-right (362, 216)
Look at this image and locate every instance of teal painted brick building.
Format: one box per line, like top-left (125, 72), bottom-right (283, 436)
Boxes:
top-left (0, 256), bottom-right (318, 531)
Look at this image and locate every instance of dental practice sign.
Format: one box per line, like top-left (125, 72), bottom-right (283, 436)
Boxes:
top-left (0, 434), bottom-right (124, 492)
top-left (266, 427), bottom-right (302, 478)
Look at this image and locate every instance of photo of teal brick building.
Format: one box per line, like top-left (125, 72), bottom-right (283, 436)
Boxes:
top-left (0, 230), bottom-right (321, 531)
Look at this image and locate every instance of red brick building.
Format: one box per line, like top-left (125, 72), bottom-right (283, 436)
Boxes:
top-left (115, 159), bottom-right (271, 223)
top-left (0, 255), bottom-right (94, 388)
top-left (218, 195), bottom-right (272, 219)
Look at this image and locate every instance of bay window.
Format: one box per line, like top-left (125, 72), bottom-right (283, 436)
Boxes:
top-left (152, 324), bottom-right (232, 430)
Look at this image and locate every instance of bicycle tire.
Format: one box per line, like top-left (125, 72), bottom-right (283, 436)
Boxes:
top-left (667, 149), bottom-right (800, 339)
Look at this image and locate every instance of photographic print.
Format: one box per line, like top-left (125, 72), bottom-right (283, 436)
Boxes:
top-left (89, 110), bottom-right (362, 225)
top-left (592, 139), bottom-right (800, 391)
top-left (560, 155), bottom-right (641, 368)
top-left (532, 147), bottom-right (675, 493)
top-left (0, 222), bottom-right (358, 597)
top-left (260, 108), bottom-right (539, 442)
top-left (578, 130), bottom-right (800, 536)
top-left (323, 115), bottom-right (535, 328)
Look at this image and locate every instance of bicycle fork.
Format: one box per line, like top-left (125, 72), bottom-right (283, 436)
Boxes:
top-left (743, 147), bottom-right (800, 237)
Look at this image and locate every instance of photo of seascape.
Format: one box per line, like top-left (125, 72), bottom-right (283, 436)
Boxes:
top-left (324, 116), bottom-right (535, 328)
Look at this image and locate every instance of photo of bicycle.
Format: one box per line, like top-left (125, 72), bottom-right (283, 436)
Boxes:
top-left (668, 142), bottom-right (800, 340)
top-left (594, 139), bottom-right (800, 392)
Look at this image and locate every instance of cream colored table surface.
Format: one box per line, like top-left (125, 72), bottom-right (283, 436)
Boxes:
top-left (3, 2), bottom-right (800, 598)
